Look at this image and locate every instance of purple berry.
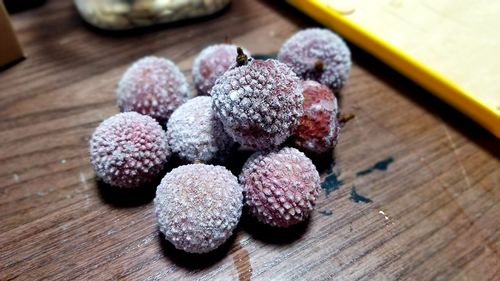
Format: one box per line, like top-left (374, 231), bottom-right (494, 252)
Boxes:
top-left (239, 147), bottom-right (320, 227)
top-left (192, 44), bottom-right (250, 96)
top-left (166, 96), bottom-right (234, 163)
top-left (211, 49), bottom-right (303, 149)
top-left (155, 164), bottom-right (243, 253)
top-left (89, 112), bottom-right (170, 188)
top-left (278, 28), bottom-right (351, 92)
top-left (117, 56), bottom-right (189, 123)
top-left (293, 80), bottom-right (340, 154)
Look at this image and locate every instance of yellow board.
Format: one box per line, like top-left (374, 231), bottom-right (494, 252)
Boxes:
top-left (288, 0), bottom-right (500, 137)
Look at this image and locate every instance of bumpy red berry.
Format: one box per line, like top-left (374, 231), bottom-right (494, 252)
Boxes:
top-left (166, 96), bottom-right (234, 163)
top-left (117, 56), bottom-right (189, 123)
top-left (89, 112), bottom-right (170, 188)
top-left (239, 147), bottom-right (320, 227)
top-left (211, 50), bottom-right (303, 149)
top-left (278, 28), bottom-right (351, 92)
top-left (192, 44), bottom-right (250, 96)
top-left (155, 164), bottom-right (243, 253)
top-left (293, 80), bottom-right (339, 154)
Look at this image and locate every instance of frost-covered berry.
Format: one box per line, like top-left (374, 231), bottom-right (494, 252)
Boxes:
top-left (89, 112), bottom-right (170, 188)
top-left (278, 28), bottom-right (351, 92)
top-left (155, 164), bottom-right (243, 253)
top-left (239, 147), bottom-right (320, 227)
top-left (211, 49), bottom-right (303, 149)
top-left (117, 56), bottom-right (189, 123)
top-left (166, 96), bottom-right (234, 163)
top-left (293, 80), bottom-right (339, 154)
top-left (192, 44), bottom-right (250, 96)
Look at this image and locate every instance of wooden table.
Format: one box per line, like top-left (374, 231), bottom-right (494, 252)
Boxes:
top-left (1, 1), bottom-right (498, 280)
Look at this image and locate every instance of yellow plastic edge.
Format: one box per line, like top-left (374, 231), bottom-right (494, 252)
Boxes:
top-left (288, 0), bottom-right (500, 137)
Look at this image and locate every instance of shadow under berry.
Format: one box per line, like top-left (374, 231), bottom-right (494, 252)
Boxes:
top-left (306, 148), bottom-right (336, 175)
top-left (224, 146), bottom-right (255, 176)
top-left (239, 211), bottom-right (310, 245)
top-left (158, 232), bottom-right (236, 269)
top-left (96, 156), bottom-right (183, 208)
top-left (96, 179), bottom-right (158, 208)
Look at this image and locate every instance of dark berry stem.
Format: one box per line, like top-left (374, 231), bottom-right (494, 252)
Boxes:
top-left (314, 59), bottom-right (324, 72)
top-left (236, 47), bottom-right (248, 66)
top-left (338, 112), bottom-right (355, 125)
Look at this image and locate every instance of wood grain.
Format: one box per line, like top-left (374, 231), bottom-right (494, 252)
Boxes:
top-left (0, 1), bottom-right (498, 280)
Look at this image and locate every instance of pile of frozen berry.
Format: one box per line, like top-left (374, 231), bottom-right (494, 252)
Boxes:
top-left (89, 28), bottom-right (351, 254)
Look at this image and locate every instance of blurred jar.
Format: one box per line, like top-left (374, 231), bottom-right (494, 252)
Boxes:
top-left (74, 0), bottom-right (232, 30)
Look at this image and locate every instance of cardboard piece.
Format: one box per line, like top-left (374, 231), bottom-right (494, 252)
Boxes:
top-left (0, 1), bottom-right (24, 68)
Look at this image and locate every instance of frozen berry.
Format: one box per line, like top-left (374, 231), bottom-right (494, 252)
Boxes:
top-left (278, 28), bottom-right (351, 92)
top-left (239, 147), bottom-right (320, 227)
top-left (293, 80), bottom-right (340, 154)
top-left (192, 44), bottom-right (250, 96)
top-left (155, 164), bottom-right (243, 253)
top-left (89, 112), bottom-right (170, 188)
top-left (117, 56), bottom-right (189, 123)
top-left (166, 96), bottom-right (234, 163)
top-left (211, 49), bottom-right (303, 149)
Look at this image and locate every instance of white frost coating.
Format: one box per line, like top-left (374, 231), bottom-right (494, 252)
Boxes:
top-left (89, 112), bottom-right (170, 188)
top-left (192, 44), bottom-right (250, 96)
top-left (117, 56), bottom-right (189, 123)
top-left (278, 28), bottom-right (351, 92)
top-left (155, 164), bottom-right (243, 253)
top-left (211, 59), bottom-right (304, 149)
top-left (239, 147), bottom-right (320, 227)
top-left (166, 96), bottom-right (234, 163)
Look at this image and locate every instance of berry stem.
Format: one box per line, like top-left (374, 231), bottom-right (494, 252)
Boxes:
top-left (236, 47), bottom-right (248, 66)
top-left (338, 112), bottom-right (355, 125)
top-left (314, 59), bottom-right (324, 72)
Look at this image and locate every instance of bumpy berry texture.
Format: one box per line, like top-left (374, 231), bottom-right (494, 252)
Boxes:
top-left (293, 80), bottom-right (340, 154)
top-left (155, 164), bottom-right (243, 253)
top-left (166, 96), bottom-right (234, 163)
top-left (89, 112), bottom-right (170, 188)
top-left (192, 44), bottom-right (250, 96)
top-left (278, 28), bottom-right (351, 92)
top-left (211, 58), bottom-right (304, 149)
top-left (117, 56), bottom-right (189, 123)
top-left (239, 147), bottom-right (320, 227)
